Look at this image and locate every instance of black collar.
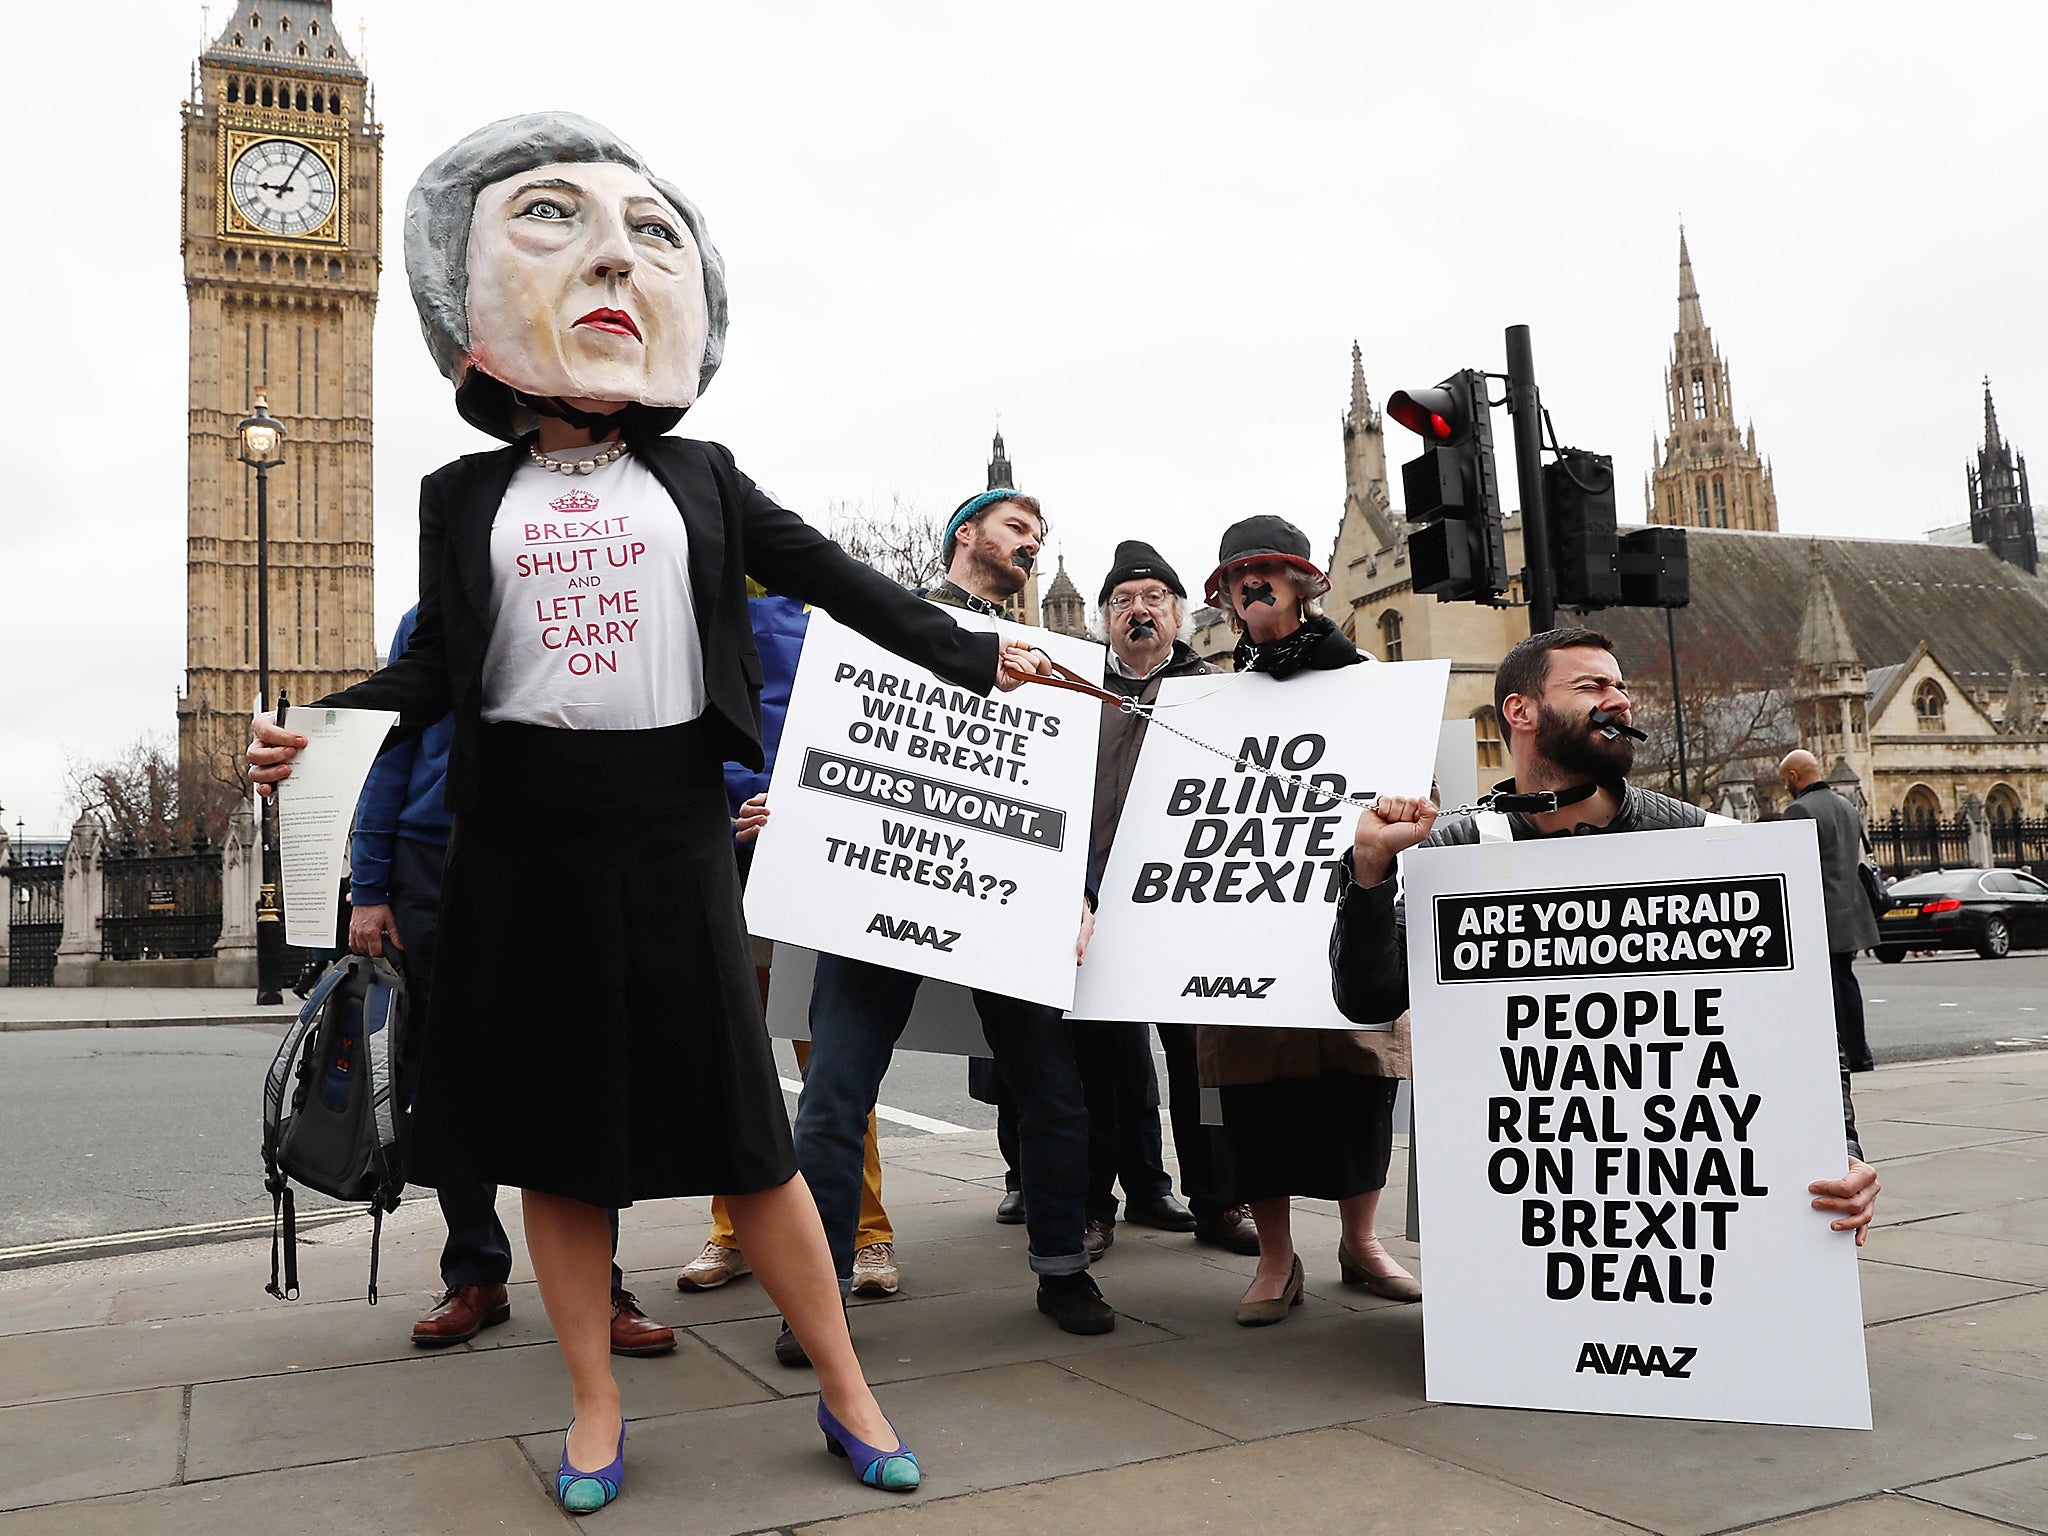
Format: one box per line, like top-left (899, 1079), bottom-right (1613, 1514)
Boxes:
top-left (929, 578), bottom-right (1006, 618)
top-left (1483, 776), bottom-right (1604, 815)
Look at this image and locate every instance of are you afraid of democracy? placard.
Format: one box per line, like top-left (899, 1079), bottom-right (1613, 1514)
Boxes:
top-left (1405, 821), bottom-right (1871, 1429)
top-left (744, 611), bottom-right (1105, 1011)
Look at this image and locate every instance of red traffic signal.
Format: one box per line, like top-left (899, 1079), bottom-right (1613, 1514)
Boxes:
top-left (1387, 386), bottom-right (1458, 440)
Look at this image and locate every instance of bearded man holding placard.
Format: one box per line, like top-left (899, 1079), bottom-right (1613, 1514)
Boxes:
top-left (1330, 627), bottom-right (1879, 1226)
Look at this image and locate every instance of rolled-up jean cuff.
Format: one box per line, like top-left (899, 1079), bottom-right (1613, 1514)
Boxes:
top-left (1028, 1248), bottom-right (1090, 1277)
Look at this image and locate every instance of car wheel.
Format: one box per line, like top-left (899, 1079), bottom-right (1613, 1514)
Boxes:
top-left (1977, 918), bottom-right (2011, 960)
top-left (1875, 945), bottom-right (1906, 964)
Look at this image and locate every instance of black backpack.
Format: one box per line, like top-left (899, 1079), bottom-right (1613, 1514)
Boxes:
top-left (261, 954), bottom-right (410, 1303)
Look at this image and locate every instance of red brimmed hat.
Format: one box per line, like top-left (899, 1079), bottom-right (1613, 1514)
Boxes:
top-left (1203, 515), bottom-right (1330, 605)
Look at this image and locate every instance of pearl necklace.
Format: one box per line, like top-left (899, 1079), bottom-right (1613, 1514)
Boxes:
top-left (527, 440), bottom-right (629, 476)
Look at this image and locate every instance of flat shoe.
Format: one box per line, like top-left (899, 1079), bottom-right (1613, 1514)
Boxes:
top-left (556, 1419), bottom-right (626, 1514)
top-left (1338, 1241), bottom-right (1421, 1302)
top-left (1234, 1254), bottom-right (1304, 1326)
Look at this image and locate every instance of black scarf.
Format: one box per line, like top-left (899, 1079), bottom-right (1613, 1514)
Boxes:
top-left (1232, 614), bottom-right (1355, 678)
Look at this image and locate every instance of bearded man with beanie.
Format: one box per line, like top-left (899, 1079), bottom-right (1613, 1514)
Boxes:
top-left (1331, 627), bottom-right (1880, 1245)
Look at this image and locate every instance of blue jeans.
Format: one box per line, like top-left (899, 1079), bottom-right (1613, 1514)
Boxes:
top-left (799, 953), bottom-right (1090, 1280)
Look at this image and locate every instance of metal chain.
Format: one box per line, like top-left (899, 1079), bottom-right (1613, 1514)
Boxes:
top-left (1110, 694), bottom-right (1504, 819)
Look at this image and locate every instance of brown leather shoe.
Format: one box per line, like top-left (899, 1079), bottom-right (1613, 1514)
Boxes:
top-left (412, 1283), bottom-right (510, 1347)
top-left (1192, 1206), bottom-right (1261, 1256)
top-left (1084, 1216), bottom-right (1116, 1256)
top-left (610, 1287), bottom-right (677, 1357)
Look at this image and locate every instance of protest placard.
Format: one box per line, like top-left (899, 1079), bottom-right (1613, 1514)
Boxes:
top-left (1404, 820), bottom-right (1870, 1429)
top-left (743, 611), bottom-right (1104, 1011)
top-left (1070, 659), bottom-right (1448, 1027)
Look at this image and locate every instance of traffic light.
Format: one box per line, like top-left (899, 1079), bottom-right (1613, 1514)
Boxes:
top-left (1542, 448), bottom-right (1622, 608)
top-left (1387, 370), bottom-right (1509, 603)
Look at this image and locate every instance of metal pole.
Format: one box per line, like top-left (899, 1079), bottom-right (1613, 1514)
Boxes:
top-left (255, 462), bottom-right (283, 1006)
top-left (1504, 325), bottom-right (1556, 634)
top-left (1666, 605), bottom-right (1690, 803)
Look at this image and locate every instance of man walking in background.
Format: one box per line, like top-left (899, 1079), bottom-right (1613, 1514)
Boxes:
top-left (1780, 750), bottom-right (1880, 1073)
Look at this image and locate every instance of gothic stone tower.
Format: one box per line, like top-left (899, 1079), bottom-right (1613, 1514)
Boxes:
top-left (1038, 555), bottom-right (1087, 638)
top-left (985, 429), bottom-right (1042, 627)
top-left (177, 1), bottom-right (380, 795)
top-left (1969, 380), bottom-right (2038, 575)
top-left (1646, 230), bottom-right (1779, 532)
top-left (1790, 545), bottom-right (1872, 792)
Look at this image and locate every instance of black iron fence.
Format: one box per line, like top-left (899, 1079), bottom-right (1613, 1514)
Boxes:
top-left (1990, 817), bottom-right (2048, 872)
top-left (100, 837), bottom-right (223, 962)
top-left (1869, 812), bottom-right (1972, 879)
top-left (6, 855), bottom-right (62, 987)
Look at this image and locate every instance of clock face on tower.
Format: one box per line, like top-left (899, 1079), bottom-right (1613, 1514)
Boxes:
top-left (228, 137), bottom-right (339, 238)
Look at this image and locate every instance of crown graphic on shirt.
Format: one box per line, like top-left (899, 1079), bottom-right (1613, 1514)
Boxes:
top-left (548, 490), bottom-right (601, 515)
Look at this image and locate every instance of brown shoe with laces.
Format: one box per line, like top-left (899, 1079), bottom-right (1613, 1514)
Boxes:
top-left (850, 1242), bottom-right (900, 1297)
top-left (610, 1287), bottom-right (677, 1356)
top-left (411, 1283), bottom-right (510, 1347)
top-left (676, 1240), bottom-right (751, 1291)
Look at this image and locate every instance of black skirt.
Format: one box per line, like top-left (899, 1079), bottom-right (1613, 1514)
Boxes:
top-left (1219, 1074), bottom-right (1398, 1203)
top-left (404, 720), bottom-right (796, 1209)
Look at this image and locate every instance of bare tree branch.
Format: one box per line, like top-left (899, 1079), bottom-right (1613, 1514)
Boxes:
top-left (825, 496), bottom-right (947, 590)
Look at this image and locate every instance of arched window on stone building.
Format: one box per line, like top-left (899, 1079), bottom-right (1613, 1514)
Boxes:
top-left (1379, 609), bottom-right (1404, 662)
top-left (1712, 476), bottom-right (1726, 527)
top-left (1691, 372), bottom-right (1706, 418)
top-left (1902, 784), bottom-right (1941, 824)
top-left (1695, 480), bottom-right (1709, 524)
top-left (1473, 707), bottom-right (1504, 770)
top-left (1914, 679), bottom-right (1947, 732)
top-left (1986, 784), bottom-right (2023, 824)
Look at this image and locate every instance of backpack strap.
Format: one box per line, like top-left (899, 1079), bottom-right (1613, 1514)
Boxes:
top-left (262, 960), bottom-right (351, 1183)
top-left (265, 1184), bottom-right (300, 1301)
top-left (360, 962), bottom-right (408, 1305)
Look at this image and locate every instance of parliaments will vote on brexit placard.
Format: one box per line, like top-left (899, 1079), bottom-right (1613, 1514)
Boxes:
top-left (743, 611), bottom-right (1106, 1012)
top-left (1404, 819), bottom-right (1871, 1430)
top-left (1071, 659), bottom-right (1450, 1028)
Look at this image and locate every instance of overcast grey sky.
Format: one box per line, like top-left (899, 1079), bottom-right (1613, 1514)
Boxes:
top-left (2, 1), bottom-right (2042, 837)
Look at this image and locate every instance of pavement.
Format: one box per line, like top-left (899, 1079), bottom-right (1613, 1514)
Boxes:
top-left (3, 1052), bottom-right (2046, 1534)
top-left (0, 988), bottom-right (298, 1032)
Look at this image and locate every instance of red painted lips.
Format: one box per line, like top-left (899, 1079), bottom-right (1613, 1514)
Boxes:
top-left (574, 307), bottom-right (642, 340)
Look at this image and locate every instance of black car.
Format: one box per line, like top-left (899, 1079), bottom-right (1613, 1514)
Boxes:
top-left (1873, 868), bottom-right (2048, 962)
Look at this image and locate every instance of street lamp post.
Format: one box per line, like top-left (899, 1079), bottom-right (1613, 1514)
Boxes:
top-left (237, 393), bottom-right (287, 1006)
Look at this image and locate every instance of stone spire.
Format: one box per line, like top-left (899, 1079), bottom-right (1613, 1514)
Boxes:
top-left (1968, 377), bottom-right (2038, 575)
top-left (1795, 545), bottom-right (1858, 668)
top-left (2002, 655), bottom-right (2037, 734)
top-left (1348, 340), bottom-right (1374, 425)
top-left (1647, 227), bottom-right (1780, 531)
top-left (1677, 226), bottom-right (1704, 334)
top-left (987, 428), bottom-right (1014, 491)
top-left (1038, 553), bottom-right (1087, 638)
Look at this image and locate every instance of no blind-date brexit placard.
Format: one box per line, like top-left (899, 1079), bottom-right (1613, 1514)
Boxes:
top-left (1404, 822), bottom-right (1871, 1429)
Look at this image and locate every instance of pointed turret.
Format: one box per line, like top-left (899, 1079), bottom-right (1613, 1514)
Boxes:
top-left (1795, 545), bottom-right (1859, 669)
top-left (2002, 655), bottom-right (2037, 734)
top-left (1677, 227), bottom-right (1704, 333)
top-left (1348, 340), bottom-right (1374, 425)
top-left (987, 428), bottom-right (1014, 491)
top-left (1969, 377), bottom-right (2039, 574)
top-left (1982, 377), bottom-right (2002, 452)
top-left (1038, 552), bottom-right (1088, 638)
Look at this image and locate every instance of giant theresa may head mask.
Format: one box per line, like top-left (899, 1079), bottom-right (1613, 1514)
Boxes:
top-left (406, 111), bottom-right (730, 442)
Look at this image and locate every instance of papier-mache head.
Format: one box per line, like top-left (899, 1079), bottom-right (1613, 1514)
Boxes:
top-left (405, 112), bottom-right (729, 441)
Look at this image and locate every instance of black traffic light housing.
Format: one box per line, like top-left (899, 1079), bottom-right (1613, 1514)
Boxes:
top-left (1387, 370), bottom-right (1509, 603)
top-left (1543, 448), bottom-right (1622, 608)
top-left (1617, 526), bottom-right (1690, 607)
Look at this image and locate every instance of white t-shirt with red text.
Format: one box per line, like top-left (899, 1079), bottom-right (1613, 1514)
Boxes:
top-left (480, 451), bottom-right (707, 730)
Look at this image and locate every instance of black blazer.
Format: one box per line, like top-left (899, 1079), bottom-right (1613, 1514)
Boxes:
top-left (319, 436), bottom-right (1001, 814)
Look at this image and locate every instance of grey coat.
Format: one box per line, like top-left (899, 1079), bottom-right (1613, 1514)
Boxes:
top-left (1781, 783), bottom-right (1881, 953)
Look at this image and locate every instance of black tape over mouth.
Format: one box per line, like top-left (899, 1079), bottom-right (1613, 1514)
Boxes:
top-left (1124, 615), bottom-right (1158, 638)
top-left (1240, 582), bottom-right (1277, 608)
top-left (1589, 707), bottom-right (1648, 742)
top-left (1012, 551), bottom-right (1037, 574)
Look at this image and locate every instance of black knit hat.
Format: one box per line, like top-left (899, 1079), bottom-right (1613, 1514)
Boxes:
top-left (1097, 540), bottom-right (1186, 605)
top-left (1203, 515), bottom-right (1330, 605)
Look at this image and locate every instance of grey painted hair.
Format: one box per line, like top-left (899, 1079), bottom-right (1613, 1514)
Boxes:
top-left (404, 111), bottom-right (729, 395)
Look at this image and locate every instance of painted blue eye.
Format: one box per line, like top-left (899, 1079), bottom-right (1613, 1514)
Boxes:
top-left (521, 200), bottom-right (570, 221)
top-left (635, 219), bottom-right (682, 246)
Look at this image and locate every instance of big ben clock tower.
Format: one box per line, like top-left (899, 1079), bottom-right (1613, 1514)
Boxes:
top-left (178, 2), bottom-right (380, 797)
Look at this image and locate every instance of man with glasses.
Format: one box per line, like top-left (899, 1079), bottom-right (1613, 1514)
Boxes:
top-left (1079, 543), bottom-right (1259, 1256)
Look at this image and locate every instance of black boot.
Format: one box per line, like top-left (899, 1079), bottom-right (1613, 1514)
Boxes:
top-left (1036, 1271), bottom-right (1116, 1335)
